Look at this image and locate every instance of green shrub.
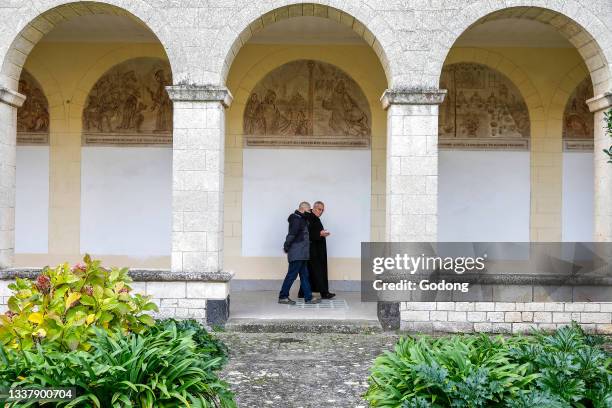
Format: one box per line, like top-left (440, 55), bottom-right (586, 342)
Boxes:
top-left (0, 255), bottom-right (158, 352)
top-left (155, 318), bottom-right (228, 365)
top-left (0, 322), bottom-right (236, 408)
top-left (365, 334), bottom-right (535, 407)
top-left (510, 323), bottom-right (612, 407)
top-left (365, 324), bottom-right (612, 407)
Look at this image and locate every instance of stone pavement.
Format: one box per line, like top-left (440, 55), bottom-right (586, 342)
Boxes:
top-left (217, 331), bottom-right (400, 408)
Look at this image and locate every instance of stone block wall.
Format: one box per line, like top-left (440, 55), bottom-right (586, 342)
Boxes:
top-left (400, 301), bottom-right (612, 334)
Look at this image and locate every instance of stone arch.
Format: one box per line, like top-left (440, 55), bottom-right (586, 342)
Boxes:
top-left (0, 1), bottom-right (173, 92)
top-left (217, 3), bottom-right (395, 88)
top-left (431, 4), bottom-right (611, 95)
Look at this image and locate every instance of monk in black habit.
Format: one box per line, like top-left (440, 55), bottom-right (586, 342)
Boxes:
top-left (299, 201), bottom-right (336, 300)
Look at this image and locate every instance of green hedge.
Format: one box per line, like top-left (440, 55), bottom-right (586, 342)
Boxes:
top-left (365, 323), bottom-right (611, 407)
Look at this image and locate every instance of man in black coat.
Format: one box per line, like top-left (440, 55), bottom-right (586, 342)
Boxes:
top-left (299, 201), bottom-right (336, 300)
top-left (279, 201), bottom-right (321, 305)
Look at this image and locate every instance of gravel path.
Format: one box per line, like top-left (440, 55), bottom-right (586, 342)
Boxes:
top-left (216, 332), bottom-right (400, 408)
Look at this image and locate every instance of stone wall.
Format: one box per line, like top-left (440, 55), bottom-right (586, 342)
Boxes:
top-left (400, 301), bottom-right (612, 334)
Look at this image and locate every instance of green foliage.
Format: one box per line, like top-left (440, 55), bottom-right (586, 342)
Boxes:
top-left (605, 109), bottom-right (612, 163)
top-left (510, 323), bottom-right (612, 407)
top-left (0, 322), bottom-right (236, 408)
top-left (155, 318), bottom-right (228, 366)
top-left (365, 334), bottom-right (535, 407)
top-left (0, 255), bottom-right (158, 352)
top-left (365, 323), bottom-right (612, 407)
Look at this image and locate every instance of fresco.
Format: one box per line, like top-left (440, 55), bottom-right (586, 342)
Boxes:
top-left (439, 63), bottom-right (530, 150)
top-left (17, 70), bottom-right (49, 145)
top-left (244, 60), bottom-right (371, 148)
top-left (563, 77), bottom-right (594, 151)
top-left (82, 58), bottom-right (172, 146)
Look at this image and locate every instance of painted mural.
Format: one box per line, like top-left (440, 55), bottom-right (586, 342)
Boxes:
top-left (439, 63), bottom-right (531, 150)
top-left (82, 57), bottom-right (172, 146)
top-left (17, 70), bottom-right (49, 145)
top-left (563, 77), bottom-right (594, 151)
top-left (243, 60), bottom-right (371, 148)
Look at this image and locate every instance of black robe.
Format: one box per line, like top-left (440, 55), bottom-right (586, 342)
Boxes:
top-left (299, 211), bottom-right (329, 295)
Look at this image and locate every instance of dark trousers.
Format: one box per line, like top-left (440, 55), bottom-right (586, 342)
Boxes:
top-left (279, 260), bottom-right (312, 301)
top-left (298, 260), bottom-right (329, 297)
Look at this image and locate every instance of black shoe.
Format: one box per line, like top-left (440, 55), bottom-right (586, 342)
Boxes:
top-left (297, 293), bottom-right (304, 299)
top-left (278, 297), bottom-right (296, 305)
top-left (321, 293), bottom-right (336, 299)
top-left (305, 298), bottom-right (321, 304)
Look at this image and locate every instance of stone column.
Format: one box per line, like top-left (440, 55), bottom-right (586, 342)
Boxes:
top-left (587, 92), bottom-right (612, 242)
top-left (381, 89), bottom-right (446, 243)
top-left (378, 89), bottom-right (446, 331)
top-left (0, 87), bottom-right (25, 269)
top-left (166, 85), bottom-right (232, 274)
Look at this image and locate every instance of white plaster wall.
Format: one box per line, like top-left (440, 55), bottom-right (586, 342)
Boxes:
top-left (439, 151), bottom-right (530, 242)
top-left (80, 147), bottom-right (172, 256)
top-left (562, 152), bottom-right (594, 242)
top-left (15, 146), bottom-right (49, 253)
top-left (242, 149), bottom-right (371, 258)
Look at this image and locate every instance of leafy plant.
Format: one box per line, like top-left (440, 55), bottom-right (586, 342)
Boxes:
top-left (155, 318), bottom-right (228, 366)
top-left (511, 323), bottom-right (612, 407)
top-left (0, 323), bottom-right (236, 407)
top-left (605, 109), bottom-right (612, 163)
top-left (0, 255), bottom-right (158, 351)
top-left (366, 323), bottom-right (612, 407)
top-left (365, 334), bottom-right (536, 407)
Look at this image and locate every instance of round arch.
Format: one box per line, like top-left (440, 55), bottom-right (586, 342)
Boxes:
top-left (0, 1), bottom-right (173, 92)
top-left (431, 4), bottom-right (611, 95)
top-left (216, 3), bottom-right (396, 88)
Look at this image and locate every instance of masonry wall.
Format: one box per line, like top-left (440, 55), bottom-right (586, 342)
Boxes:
top-left (401, 301), bottom-right (612, 335)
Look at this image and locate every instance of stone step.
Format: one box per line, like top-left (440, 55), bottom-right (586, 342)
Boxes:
top-left (224, 318), bottom-right (383, 334)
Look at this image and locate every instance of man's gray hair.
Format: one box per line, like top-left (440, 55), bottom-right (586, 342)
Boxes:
top-left (313, 201), bottom-right (325, 207)
top-left (299, 201), bottom-right (311, 211)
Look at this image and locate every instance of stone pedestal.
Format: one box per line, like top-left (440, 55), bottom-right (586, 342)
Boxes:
top-left (0, 87), bottom-right (25, 269)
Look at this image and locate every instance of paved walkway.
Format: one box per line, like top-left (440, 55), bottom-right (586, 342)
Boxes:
top-left (217, 331), bottom-right (400, 408)
top-left (230, 290), bottom-right (378, 321)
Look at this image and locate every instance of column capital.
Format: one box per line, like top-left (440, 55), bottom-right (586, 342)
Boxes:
top-left (586, 91), bottom-right (612, 113)
top-left (381, 88), bottom-right (447, 110)
top-left (166, 84), bottom-right (233, 108)
top-left (0, 87), bottom-right (25, 108)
